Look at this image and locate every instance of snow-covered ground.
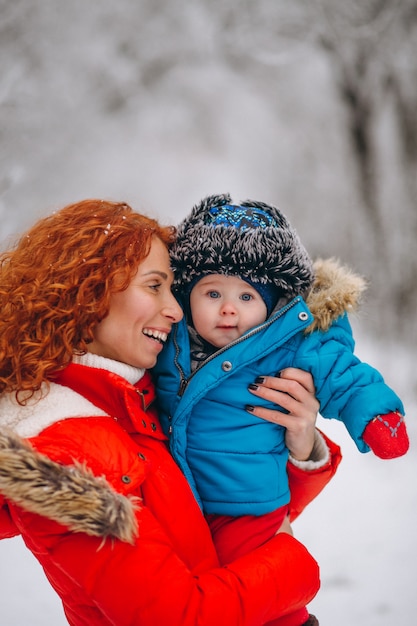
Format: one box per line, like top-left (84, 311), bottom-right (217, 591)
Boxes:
top-left (0, 332), bottom-right (415, 625)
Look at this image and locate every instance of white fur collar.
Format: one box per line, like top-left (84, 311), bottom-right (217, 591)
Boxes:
top-left (0, 382), bottom-right (107, 438)
top-left (0, 354), bottom-right (145, 438)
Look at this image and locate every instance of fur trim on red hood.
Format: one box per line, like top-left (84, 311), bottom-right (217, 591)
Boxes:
top-left (0, 427), bottom-right (139, 543)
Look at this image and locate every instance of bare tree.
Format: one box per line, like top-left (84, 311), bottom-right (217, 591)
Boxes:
top-left (315, 0), bottom-right (417, 334)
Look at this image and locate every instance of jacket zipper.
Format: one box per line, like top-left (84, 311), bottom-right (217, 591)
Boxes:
top-left (174, 297), bottom-right (304, 397)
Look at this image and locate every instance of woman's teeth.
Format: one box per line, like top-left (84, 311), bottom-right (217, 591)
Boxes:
top-left (143, 329), bottom-right (168, 344)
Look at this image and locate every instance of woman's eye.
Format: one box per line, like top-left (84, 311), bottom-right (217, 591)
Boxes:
top-left (241, 293), bottom-right (252, 301)
top-left (150, 283), bottom-right (161, 291)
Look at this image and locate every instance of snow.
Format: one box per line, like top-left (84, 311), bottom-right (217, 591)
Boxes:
top-left (0, 332), bottom-right (415, 625)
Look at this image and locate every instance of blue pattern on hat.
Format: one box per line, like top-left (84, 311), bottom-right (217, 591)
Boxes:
top-left (206, 205), bottom-right (279, 230)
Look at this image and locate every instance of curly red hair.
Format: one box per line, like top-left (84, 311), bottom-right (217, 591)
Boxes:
top-left (0, 199), bottom-right (176, 399)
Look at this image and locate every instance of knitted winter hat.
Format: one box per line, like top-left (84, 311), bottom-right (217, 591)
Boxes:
top-left (171, 193), bottom-right (315, 304)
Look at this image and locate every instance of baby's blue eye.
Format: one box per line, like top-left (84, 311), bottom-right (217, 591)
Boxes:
top-left (241, 293), bottom-right (252, 301)
top-left (208, 291), bottom-right (220, 299)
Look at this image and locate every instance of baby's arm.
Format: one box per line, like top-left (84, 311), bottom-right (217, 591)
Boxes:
top-left (297, 315), bottom-right (409, 458)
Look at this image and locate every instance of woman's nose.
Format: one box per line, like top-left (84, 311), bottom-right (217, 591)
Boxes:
top-left (164, 294), bottom-right (183, 322)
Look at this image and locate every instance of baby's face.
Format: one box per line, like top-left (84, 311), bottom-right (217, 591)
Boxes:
top-left (189, 274), bottom-right (267, 348)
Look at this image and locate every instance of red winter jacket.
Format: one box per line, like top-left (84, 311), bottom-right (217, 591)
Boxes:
top-left (0, 362), bottom-right (341, 626)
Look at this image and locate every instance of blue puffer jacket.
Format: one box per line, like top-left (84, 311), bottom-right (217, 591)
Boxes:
top-left (152, 260), bottom-right (403, 516)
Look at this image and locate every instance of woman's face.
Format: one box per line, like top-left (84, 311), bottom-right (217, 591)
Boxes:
top-left (88, 237), bottom-right (183, 369)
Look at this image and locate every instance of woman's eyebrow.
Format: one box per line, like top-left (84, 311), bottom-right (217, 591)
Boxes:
top-left (143, 270), bottom-right (169, 280)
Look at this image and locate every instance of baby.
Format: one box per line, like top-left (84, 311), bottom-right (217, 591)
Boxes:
top-left (152, 193), bottom-right (409, 626)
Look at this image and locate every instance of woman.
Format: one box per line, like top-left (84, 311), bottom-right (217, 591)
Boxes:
top-left (0, 199), bottom-right (340, 625)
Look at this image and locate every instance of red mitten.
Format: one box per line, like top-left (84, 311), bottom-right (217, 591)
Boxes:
top-left (363, 411), bottom-right (409, 459)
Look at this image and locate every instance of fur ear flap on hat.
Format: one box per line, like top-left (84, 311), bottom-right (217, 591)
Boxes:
top-left (171, 193), bottom-right (314, 299)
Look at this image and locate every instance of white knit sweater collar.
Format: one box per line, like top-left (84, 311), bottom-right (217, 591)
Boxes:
top-left (72, 352), bottom-right (145, 385)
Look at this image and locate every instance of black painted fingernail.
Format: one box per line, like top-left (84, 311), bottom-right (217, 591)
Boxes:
top-left (248, 383), bottom-right (258, 391)
top-left (275, 371), bottom-right (282, 377)
top-left (245, 404), bottom-right (255, 412)
top-left (254, 376), bottom-right (265, 384)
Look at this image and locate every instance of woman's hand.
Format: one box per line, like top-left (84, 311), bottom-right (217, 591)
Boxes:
top-left (247, 368), bottom-right (319, 462)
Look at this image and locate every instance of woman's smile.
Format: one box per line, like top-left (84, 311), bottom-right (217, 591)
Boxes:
top-left (88, 238), bottom-right (182, 368)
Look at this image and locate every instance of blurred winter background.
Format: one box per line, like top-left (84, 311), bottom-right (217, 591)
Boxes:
top-left (0, 0), bottom-right (416, 624)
